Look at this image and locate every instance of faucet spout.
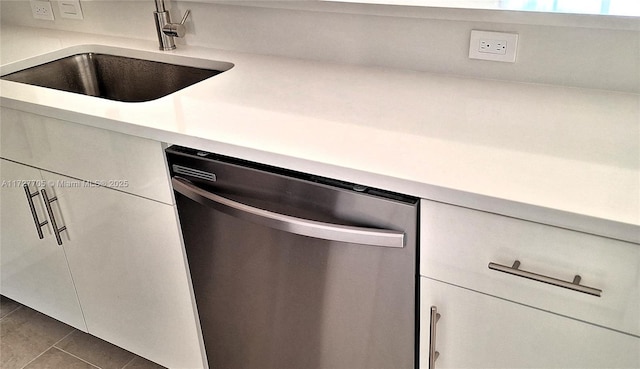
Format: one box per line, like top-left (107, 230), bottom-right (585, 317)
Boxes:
top-left (154, 0), bottom-right (166, 12)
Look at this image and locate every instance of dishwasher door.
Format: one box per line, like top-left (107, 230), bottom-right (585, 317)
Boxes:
top-left (167, 146), bottom-right (418, 369)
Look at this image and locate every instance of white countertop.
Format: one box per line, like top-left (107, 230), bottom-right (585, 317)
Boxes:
top-left (1, 25), bottom-right (638, 243)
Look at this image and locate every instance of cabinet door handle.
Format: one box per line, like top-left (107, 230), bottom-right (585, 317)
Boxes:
top-left (429, 305), bottom-right (440, 369)
top-left (40, 189), bottom-right (67, 246)
top-left (23, 184), bottom-right (48, 239)
top-left (488, 260), bottom-right (602, 297)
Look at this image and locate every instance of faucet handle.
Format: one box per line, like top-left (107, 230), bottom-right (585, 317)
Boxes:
top-left (179, 9), bottom-right (191, 25)
top-left (162, 9), bottom-right (190, 38)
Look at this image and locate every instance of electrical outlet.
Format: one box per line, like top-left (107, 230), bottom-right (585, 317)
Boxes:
top-left (59, 0), bottom-right (84, 20)
top-left (30, 0), bottom-right (55, 20)
top-left (469, 30), bottom-right (518, 63)
top-left (479, 39), bottom-right (507, 55)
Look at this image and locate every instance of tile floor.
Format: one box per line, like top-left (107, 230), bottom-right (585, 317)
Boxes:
top-left (0, 295), bottom-right (167, 369)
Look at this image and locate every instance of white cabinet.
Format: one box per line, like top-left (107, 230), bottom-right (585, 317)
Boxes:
top-left (419, 199), bottom-right (640, 368)
top-left (0, 159), bottom-right (85, 330)
top-left (0, 108), bottom-right (206, 368)
top-left (419, 277), bottom-right (640, 368)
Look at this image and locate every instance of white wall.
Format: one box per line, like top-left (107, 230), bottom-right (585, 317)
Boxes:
top-left (1, 0), bottom-right (638, 93)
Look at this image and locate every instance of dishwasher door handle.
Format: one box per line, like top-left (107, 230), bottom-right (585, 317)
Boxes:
top-left (172, 177), bottom-right (405, 248)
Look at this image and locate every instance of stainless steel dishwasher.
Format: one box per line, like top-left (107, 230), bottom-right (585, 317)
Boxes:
top-left (166, 146), bottom-right (419, 369)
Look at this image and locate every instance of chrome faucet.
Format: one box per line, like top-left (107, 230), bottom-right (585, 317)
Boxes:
top-left (153, 0), bottom-right (191, 50)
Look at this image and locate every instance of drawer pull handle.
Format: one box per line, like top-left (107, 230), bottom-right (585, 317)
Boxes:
top-left (429, 306), bottom-right (440, 369)
top-left (23, 184), bottom-right (48, 239)
top-left (488, 260), bottom-right (602, 297)
top-left (41, 189), bottom-right (67, 246)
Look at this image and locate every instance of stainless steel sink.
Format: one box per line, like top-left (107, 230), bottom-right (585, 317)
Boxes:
top-left (1, 52), bottom-right (225, 102)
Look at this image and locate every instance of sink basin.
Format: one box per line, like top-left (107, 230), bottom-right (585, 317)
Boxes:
top-left (1, 52), bottom-right (226, 102)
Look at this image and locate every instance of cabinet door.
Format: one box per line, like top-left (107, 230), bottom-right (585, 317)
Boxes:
top-left (419, 277), bottom-right (640, 369)
top-left (0, 159), bottom-right (85, 330)
top-left (39, 170), bottom-right (205, 369)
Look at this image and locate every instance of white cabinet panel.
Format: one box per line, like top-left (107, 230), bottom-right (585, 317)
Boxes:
top-left (420, 199), bottom-right (640, 336)
top-left (1, 108), bottom-right (205, 367)
top-left (0, 107), bottom-right (174, 204)
top-left (419, 277), bottom-right (640, 368)
top-left (39, 170), bottom-right (205, 369)
top-left (0, 159), bottom-right (85, 330)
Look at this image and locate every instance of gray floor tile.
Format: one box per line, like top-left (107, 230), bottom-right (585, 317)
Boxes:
top-left (0, 295), bottom-right (22, 319)
top-left (122, 356), bottom-right (167, 369)
top-left (0, 305), bottom-right (75, 369)
top-left (55, 330), bottom-right (135, 369)
top-left (23, 347), bottom-right (97, 369)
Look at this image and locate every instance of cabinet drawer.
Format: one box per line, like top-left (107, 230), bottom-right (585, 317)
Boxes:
top-left (420, 199), bottom-right (640, 336)
top-left (0, 107), bottom-right (173, 204)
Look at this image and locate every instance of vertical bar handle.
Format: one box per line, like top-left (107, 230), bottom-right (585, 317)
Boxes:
top-left (40, 189), bottom-right (66, 246)
top-left (23, 184), bottom-right (48, 239)
top-left (429, 305), bottom-right (441, 369)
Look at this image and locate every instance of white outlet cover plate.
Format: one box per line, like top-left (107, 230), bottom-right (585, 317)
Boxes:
top-left (30, 0), bottom-right (55, 20)
top-left (469, 30), bottom-right (518, 63)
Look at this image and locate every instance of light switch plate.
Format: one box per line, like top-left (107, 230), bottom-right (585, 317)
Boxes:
top-left (469, 30), bottom-right (518, 63)
top-left (58, 0), bottom-right (83, 20)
